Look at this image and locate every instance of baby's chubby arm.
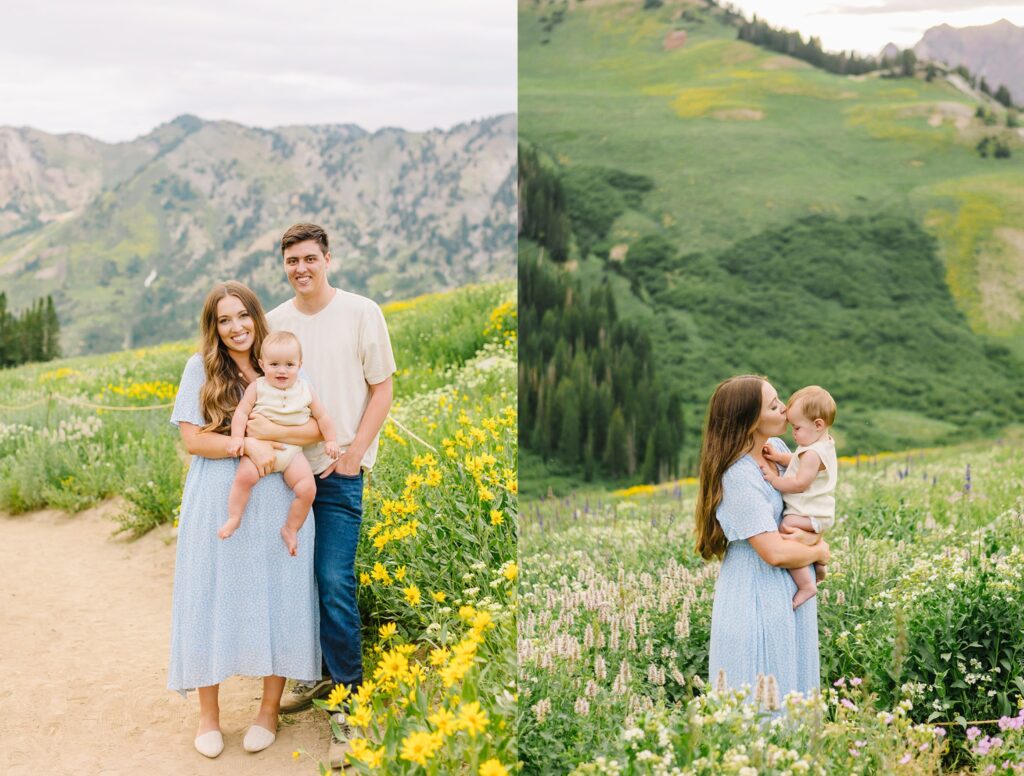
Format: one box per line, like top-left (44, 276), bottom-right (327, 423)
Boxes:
top-left (308, 389), bottom-right (341, 459)
top-left (228, 383), bottom-right (259, 456)
top-left (761, 449), bottom-right (822, 494)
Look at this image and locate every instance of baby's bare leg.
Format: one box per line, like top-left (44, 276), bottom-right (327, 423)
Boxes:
top-left (280, 455), bottom-right (316, 556)
top-left (789, 564), bottom-right (817, 610)
top-left (781, 514), bottom-right (820, 609)
top-left (781, 514), bottom-right (820, 547)
top-left (221, 457), bottom-right (261, 539)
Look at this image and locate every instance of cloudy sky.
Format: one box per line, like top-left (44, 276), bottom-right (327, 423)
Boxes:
top-left (731, 0), bottom-right (1024, 55)
top-left (0, 1), bottom-right (515, 143)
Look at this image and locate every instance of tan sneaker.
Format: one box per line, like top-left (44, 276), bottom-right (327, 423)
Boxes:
top-left (328, 714), bottom-right (353, 770)
top-left (280, 678), bottom-right (332, 714)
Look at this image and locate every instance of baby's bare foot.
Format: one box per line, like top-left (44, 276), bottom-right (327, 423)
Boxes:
top-left (816, 565), bottom-right (827, 583)
top-left (281, 525), bottom-right (298, 556)
top-left (793, 586), bottom-right (817, 610)
top-left (218, 516), bottom-right (241, 540)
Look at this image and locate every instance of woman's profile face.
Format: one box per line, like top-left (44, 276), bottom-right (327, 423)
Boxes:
top-left (215, 294), bottom-right (255, 355)
top-left (754, 381), bottom-right (787, 438)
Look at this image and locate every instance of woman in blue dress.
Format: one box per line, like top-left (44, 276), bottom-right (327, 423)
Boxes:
top-left (695, 375), bottom-right (831, 698)
top-left (168, 281), bottom-right (321, 758)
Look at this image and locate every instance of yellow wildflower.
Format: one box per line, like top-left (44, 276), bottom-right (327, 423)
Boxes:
top-left (431, 590), bottom-right (446, 602)
top-left (347, 738), bottom-right (371, 762)
top-left (378, 622), bottom-right (397, 639)
top-left (372, 562), bottom-right (392, 586)
top-left (325, 683), bottom-right (352, 710)
top-left (472, 610), bottom-right (494, 631)
top-left (490, 509), bottom-right (504, 526)
top-left (347, 704), bottom-right (373, 728)
top-left (395, 565), bottom-right (407, 581)
top-left (478, 485), bottom-right (494, 502)
top-left (503, 562), bottom-right (518, 582)
top-left (428, 707), bottom-right (459, 736)
top-left (458, 701), bottom-right (489, 736)
top-left (425, 468), bottom-right (442, 487)
top-left (359, 572), bottom-right (372, 586)
top-left (403, 585), bottom-right (421, 606)
top-left (374, 649), bottom-right (410, 683)
top-left (429, 646), bottom-right (451, 666)
top-left (400, 730), bottom-right (443, 767)
top-left (480, 759), bottom-right (509, 776)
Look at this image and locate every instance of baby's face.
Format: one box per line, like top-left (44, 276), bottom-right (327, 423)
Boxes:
top-left (788, 401), bottom-right (826, 447)
top-left (259, 342), bottom-right (301, 389)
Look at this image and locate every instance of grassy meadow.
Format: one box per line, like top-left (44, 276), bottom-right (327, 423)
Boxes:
top-left (520, 2), bottom-right (1023, 293)
top-left (519, 437), bottom-right (1024, 773)
top-left (0, 281), bottom-right (518, 774)
top-left (519, 0), bottom-right (1024, 477)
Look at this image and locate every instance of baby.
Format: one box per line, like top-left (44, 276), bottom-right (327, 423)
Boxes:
top-left (761, 385), bottom-right (838, 609)
top-left (219, 330), bottom-right (340, 555)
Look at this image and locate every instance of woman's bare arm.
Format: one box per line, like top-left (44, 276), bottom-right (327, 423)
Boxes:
top-left (179, 422), bottom-right (284, 476)
top-left (748, 532), bottom-right (829, 569)
top-left (244, 414), bottom-right (322, 446)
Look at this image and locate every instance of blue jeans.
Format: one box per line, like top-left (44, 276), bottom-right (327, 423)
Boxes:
top-left (312, 471), bottom-right (363, 690)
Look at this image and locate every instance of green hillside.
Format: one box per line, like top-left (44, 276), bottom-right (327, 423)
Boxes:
top-left (519, 0), bottom-right (1024, 482)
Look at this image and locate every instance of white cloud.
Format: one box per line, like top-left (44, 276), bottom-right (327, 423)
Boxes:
top-left (0, 0), bottom-right (516, 142)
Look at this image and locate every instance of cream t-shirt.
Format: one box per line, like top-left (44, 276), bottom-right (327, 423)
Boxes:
top-left (267, 289), bottom-right (396, 474)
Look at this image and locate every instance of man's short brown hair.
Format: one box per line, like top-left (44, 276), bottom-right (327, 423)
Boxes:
top-left (281, 223), bottom-right (329, 255)
top-left (787, 385), bottom-right (836, 427)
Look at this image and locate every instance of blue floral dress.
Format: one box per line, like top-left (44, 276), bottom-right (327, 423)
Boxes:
top-left (708, 437), bottom-right (820, 695)
top-left (167, 353), bottom-right (321, 694)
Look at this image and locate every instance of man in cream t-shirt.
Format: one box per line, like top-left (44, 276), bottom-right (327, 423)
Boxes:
top-left (251, 223), bottom-right (395, 768)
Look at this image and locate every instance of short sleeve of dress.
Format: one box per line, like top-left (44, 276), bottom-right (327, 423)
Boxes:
top-left (170, 353), bottom-right (207, 428)
top-left (716, 459), bottom-right (779, 541)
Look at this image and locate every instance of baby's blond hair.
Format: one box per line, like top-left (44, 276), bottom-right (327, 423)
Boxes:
top-left (259, 330), bottom-right (302, 360)
top-left (788, 385), bottom-right (836, 427)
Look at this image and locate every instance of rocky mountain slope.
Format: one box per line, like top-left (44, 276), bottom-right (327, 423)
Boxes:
top-left (0, 114), bottom-right (516, 354)
top-left (914, 19), bottom-right (1024, 101)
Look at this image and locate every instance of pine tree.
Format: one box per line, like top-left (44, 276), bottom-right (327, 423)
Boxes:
top-left (604, 408), bottom-right (627, 477)
top-left (44, 295), bottom-right (61, 360)
top-left (557, 378), bottom-right (581, 464)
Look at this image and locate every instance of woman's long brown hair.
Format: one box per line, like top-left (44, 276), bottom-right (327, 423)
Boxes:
top-left (694, 375), bottom-right (766, 560)
top-left (197, 281), bottom-right (268, 433)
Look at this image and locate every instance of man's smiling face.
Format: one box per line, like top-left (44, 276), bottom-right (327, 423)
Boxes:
top-left (283, 239), bottom-right (331, 297)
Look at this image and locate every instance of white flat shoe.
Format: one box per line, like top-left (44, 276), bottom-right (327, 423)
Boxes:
top-left (243, 724), bottom-right (277, 753)
top-left (194, 730), bottom-right (224, 758)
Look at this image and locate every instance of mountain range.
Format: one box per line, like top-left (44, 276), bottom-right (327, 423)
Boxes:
top-left (0, 114), bottom-right (516, 354)
top-left (914, 19), bottom-right (1024, 102)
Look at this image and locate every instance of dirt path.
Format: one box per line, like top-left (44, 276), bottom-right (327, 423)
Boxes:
top-left (0, 502), bottom-right (331, 775)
